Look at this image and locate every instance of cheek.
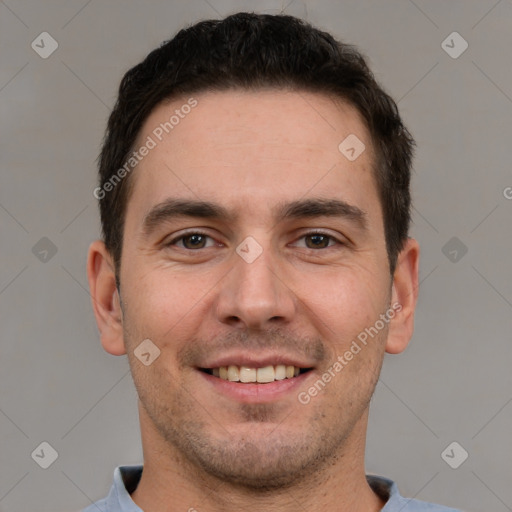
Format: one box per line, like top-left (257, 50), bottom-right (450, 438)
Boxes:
top-left (121, 263), bottom-right (219, 363)
top-left (126, 265), bottom-right (204, 324)
top-left (300, 267), bottom-right (388, 340)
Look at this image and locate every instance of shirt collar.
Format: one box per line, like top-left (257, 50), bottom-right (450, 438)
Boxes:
top-left (107, 465), bottom-right (404, 511)
top-left (109, 465), bottom-right (143, 512)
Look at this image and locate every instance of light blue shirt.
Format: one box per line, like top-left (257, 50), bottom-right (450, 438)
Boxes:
top-left (82, 465), bottom-right (461, 511)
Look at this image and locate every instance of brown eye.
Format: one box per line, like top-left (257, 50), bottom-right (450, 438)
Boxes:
top-left (166, 231), bottom-right (215, 250)
top-left (181, 234), bottom-right (208, 249)
top-left (304, 234), bottom-right (332, 249)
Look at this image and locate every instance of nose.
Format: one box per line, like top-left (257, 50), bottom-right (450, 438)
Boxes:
top-left (214, 240), bottom-right (296, 330)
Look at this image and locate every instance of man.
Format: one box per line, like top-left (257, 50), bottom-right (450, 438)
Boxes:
top-left (85, 12), bottom-right (460, 512)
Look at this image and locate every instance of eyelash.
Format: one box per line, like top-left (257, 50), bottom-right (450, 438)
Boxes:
top-left (166, 230), bottom-right (344, 250)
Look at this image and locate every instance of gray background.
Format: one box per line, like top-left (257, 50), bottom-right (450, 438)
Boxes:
top-left (1, 1), bottom-right (511, 511)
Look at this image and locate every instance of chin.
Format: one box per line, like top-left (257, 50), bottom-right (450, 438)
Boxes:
top-left (182, 428), bottom-right (335, 490)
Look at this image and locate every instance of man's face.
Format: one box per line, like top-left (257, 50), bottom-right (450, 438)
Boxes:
top-left (118, 90), bottom-right (394, 487)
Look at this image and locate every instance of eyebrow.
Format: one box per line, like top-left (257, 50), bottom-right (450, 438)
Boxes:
top-left (142, 197), bottom-right (368, 236)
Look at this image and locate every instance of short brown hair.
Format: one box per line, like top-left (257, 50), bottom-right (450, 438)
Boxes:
top-left (97, 12), bottom-right (415, 282)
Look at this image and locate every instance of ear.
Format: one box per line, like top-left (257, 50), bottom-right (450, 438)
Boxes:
top-left (86, 240), bottom-right (126, 356)
top-left (385, 237), bottom-right (420, 354)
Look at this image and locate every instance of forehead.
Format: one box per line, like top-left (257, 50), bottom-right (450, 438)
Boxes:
top-left (127, 89), bottom-right (380, 228)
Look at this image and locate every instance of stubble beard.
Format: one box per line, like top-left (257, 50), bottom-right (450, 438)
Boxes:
top-left (122, 301), bottom-right (387, 491)
top-left (132, 354), bottom-right (384, 492)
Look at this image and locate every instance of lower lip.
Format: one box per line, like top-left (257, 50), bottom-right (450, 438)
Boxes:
top-left (198, 370), bottom-right (313, 403)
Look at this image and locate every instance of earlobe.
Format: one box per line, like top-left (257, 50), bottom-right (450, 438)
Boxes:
top-left (86, 240), bottom-right (127, 356)
top-left (385, 237), bottom-right (420, 354)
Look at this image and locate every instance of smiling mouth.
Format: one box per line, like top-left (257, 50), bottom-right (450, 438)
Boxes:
top-left (200, 365), bottom-right (313, 383)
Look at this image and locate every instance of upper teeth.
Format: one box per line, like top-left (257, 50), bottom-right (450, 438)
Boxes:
top-left (212, 365), bottom-right (300, 383)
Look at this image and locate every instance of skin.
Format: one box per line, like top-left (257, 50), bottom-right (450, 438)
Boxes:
top-left (87, 89), bottom-right (419, 512)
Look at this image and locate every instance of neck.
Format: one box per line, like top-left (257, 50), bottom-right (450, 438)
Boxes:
top-left (131, 403), bottom-right (385, 512)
